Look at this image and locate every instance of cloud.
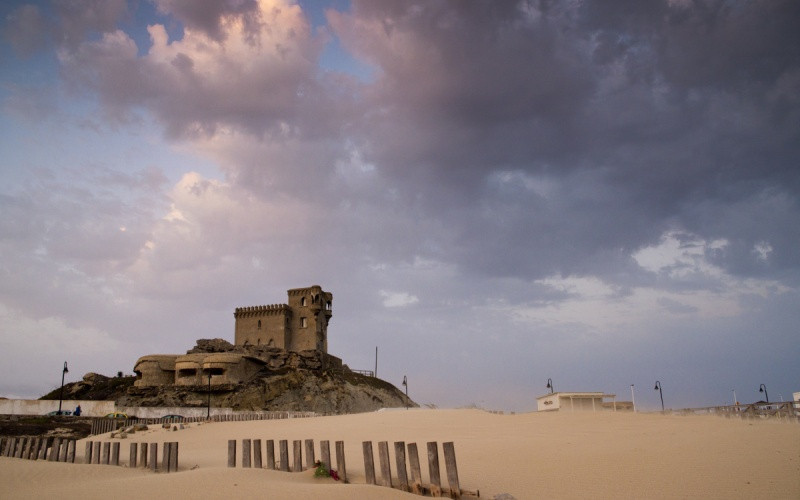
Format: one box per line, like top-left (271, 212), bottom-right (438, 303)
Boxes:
top-left (379, 290), bottom-right (419, 308)
top-left (1, 0), bottom-right (798, 408)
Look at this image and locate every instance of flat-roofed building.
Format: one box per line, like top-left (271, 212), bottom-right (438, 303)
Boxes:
top-left (537, 392), bottom-right (618, 412)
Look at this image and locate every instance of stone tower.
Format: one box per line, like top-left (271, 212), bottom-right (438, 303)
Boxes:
top-left (233, 285), bottom-right (332, 353)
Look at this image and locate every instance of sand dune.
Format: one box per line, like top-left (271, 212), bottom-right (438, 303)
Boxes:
top-left (2, 409), bottom-right (798, 499)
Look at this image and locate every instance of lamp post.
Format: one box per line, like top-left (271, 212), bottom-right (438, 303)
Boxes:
top-left (58, 361), bottom-right (69, 415)
top-left (207, 370), bottom-right (212, 419)
top-left (630, 384), bottom-right (636, 412)
top-left (546, 378), bottom-right (554, 394)
top-left (654, 380), bottom-right (664, 412)
top-left (402, 376), bottom-right (408, 409)
top-left (759, 384), bottom-right (769, 403)
top-left (732, 389), bottom-right (737, 406)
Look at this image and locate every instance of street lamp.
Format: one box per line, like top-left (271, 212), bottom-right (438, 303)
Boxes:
top-left (630, 384), bottom-right (636, 412)
top-left (546, 378), bottom-right (554, 394)
top-left (654, 381), bottom-right (664, 412)
top-left (58, 361), bottom-right (69, 415)
top-left (402, 376), bottom-right (408, 410)
top-left (759, 384), bottom-right (769, 403)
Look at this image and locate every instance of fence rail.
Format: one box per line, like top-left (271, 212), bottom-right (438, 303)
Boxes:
top-left (89, 411), bottom-right (317, 435)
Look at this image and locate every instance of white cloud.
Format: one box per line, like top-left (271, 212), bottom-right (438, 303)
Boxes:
top-left (379, 290), bottom-right (419, 308)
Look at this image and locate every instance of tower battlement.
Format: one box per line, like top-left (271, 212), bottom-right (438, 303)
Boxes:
top-left (234, 286), bottom-right (332, 352)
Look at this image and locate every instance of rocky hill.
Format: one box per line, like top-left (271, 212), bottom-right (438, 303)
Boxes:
top-left (41, 368), bottom-right (415, 415)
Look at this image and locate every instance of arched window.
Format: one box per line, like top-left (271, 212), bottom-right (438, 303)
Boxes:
top-left (301, 297), bottom-right (307, 306)
top-left (257, 320), bottom-right (262, 329)
top-left (301, 317), bottom-right (307, 328)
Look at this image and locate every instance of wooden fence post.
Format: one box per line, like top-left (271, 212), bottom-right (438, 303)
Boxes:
top-left (101, 442), bottom-right (110, 465)
top-left (129, 442), bottom-right (137, 468)
top-left (24, 438), bottom-right (35, 459)
top-left (267, 440), bottom-right (276, 470)
top-left (320, 440), bottom-right (331, 470)
top-left (305, 439), bottom-right (315, 470)
top-left (67, 440), bottom-right (76, 463)
top-left (110, 442), bottom-right (119, 466)
top-left (85, 441), bottom-right (93, 464)
top-left (38, 438), bottom-right (49, 460)
top-left (21, 438), bottom-right (32, 459)
top-left (395, 441), bottom-right (409, 491)
top-left (408, 443), bottom-right (422, 485)
top-left (378, 441), bottom-right (393, 488)
top-left (293, 440), bottom-right (303, 472)
top-left (93, 441), bottom-right (101, 464)
top-left (140, 443), bottom-right (148, 468)
top-left (48, 438), bottom-right (61, 461)
top-left (427, 442), bottom-right (442, 493)
top-left (279, 440), bottom-right (289, 472)
top-left (242, 439), bottom-right (252, 468)
top-left (163, 440), bottom-right (172, 471)
top-left (253, 439), bottom-right (262, 468)
top-left (227, 440), bottom-right (236, 468)
top-left (0, 437), bottom-right (5, 456)
top-left (59, 440), bottom-right (69, 462)
top-left (336, 441), bottom-right (347, 484)
top-left (169, 442), bottom-right (178, 472)
top-left (443, 442), bottom-right (461, 499)
top-left (362, 441), bottom-right (376, 485)
top-left (149, 442), bottom-right (158, 471)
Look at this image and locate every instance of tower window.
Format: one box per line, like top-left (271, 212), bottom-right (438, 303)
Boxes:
top-left (258, 320), bottom-right (261, 329)
top-left (301, 297), bottom-right (307, 306)
top-left (301, 317), bottom-right (307, 328)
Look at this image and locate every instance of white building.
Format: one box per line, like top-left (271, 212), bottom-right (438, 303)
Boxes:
top-left (537, 392), bottom-right (618, 412)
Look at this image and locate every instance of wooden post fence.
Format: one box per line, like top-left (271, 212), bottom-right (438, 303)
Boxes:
top-left (292, 440), bottom-right (302, 472)
top-left (320, 440), bottom-right (331, 472)
top-left (335, 440), bottom-right (347, 483)
top-left (227, 440), bottom-right (236, 468)
top-left (253, 439), bottom-right (262, 468)
top-left (149, 442), bottom-right (158, 471)
top-left (378, 441), bottom-right (392, 488)
top-left (304, 439), bottom-right (315, 470)
top-left (363, 441), bottom-right (376, 485)
top-left (266, 440), bottom-right (275, 470)
top-left (279, 440), bottom-right (289, 472)
top-left (242, 439), bottom-right (251, 468)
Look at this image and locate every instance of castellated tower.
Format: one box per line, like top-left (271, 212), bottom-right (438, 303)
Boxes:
top-left (233, 285), bottom-right (332, 353)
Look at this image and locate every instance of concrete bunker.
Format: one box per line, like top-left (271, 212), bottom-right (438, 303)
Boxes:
top-left (133, 355), bottom-right (177, 387)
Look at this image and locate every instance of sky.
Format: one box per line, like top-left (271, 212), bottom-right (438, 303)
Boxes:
top-left (1, 0), bottom-right (798, 412)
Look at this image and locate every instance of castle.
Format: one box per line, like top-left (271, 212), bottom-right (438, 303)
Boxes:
top-left (133, 285), bottom-right (340, 388)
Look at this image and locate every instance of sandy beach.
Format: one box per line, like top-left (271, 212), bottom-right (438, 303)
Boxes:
top-left (2, 409), bottom-right (798, 499)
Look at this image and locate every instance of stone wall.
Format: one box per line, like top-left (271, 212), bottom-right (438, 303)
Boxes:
top-left (0, 399), bottom-right (115, 417)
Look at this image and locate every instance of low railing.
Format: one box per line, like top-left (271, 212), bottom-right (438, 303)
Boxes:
top-left (674, 401), bottom-right (799, 420)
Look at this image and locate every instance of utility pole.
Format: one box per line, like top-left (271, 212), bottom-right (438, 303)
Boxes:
top-left (374, 346), bottom-right (378, 378)
top-left (630, 384), bottom-right (636, 412)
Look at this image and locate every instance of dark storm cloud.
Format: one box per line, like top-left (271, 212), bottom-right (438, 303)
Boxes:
top-left (43, 0), bottom-right (800, 286)
top-left (327, 0), bottom-right (800, 282)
